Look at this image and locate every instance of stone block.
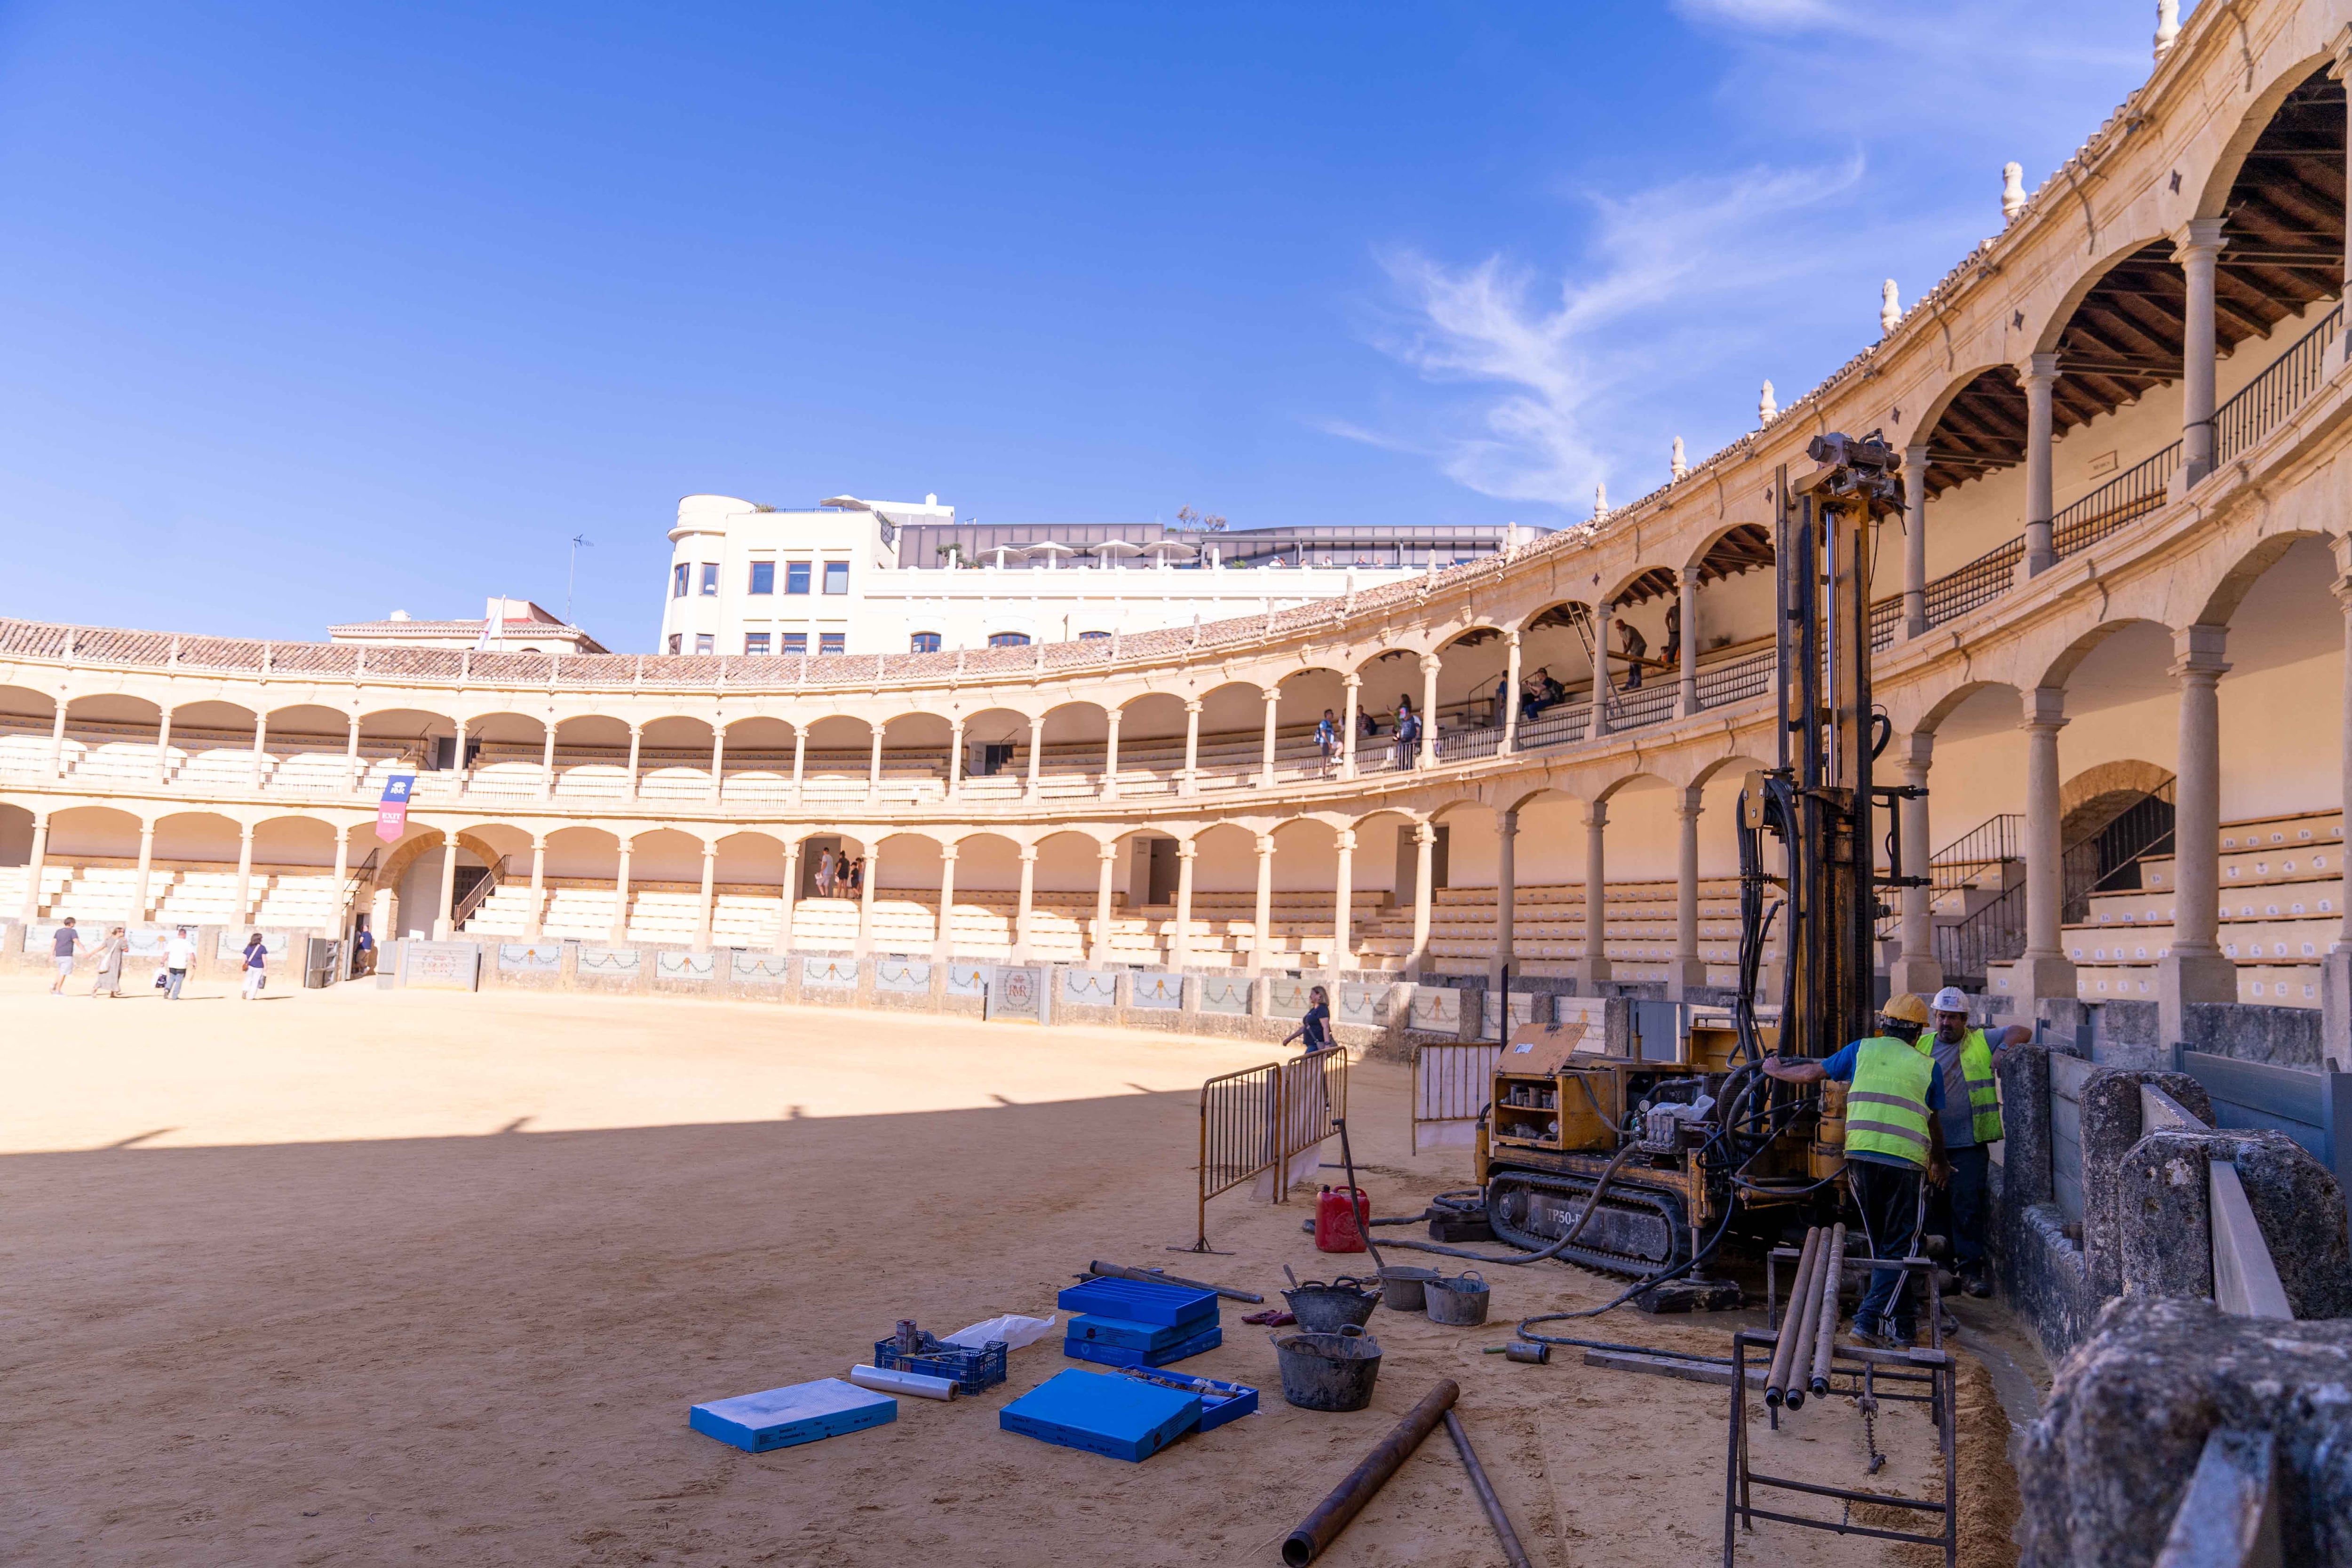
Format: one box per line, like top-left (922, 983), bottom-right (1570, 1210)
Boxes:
top-left (2184, 1002), bottom-right (2324, 1069)
top-left (2080, 1068), bottom-right (2213, 1300)
top-left (2017, 1295), bottom-right (2352, 1568)
top-left (2117, 1129), bottom-right (2218, 1304)
top-left (575, 944), bottom-right (641, 993)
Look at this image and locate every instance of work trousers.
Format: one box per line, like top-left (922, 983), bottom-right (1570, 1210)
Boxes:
top-left (1848, 1156), bottom-right (1923, 1337)
top-left (1933, 1144), bottom-right (1992, 1275)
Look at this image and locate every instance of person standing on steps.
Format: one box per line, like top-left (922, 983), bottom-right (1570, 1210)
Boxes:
top-left (1928, 986), bottom-right (2030, 1298)
top-left (1761, 991), bottom-right (1946, 1347)
top-left (48, 917), bottom-right (80, 995)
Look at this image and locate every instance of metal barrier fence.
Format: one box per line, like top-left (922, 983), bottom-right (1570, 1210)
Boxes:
top-left (1412, 1041), bottom-right (1502, 1154)
top-left (2171, 1046), bottom-right (2352, 1200)
top-left (1187, 1047), bottom-right (1351, 1251)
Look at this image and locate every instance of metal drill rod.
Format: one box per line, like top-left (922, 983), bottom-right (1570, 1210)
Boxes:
top-left (1808, 1223), bottom-right (1848, 1397)
top-left (1764, 1226), bottom-right (1821, 1409)
top-left (1445, 1409), bottom-right (1534, 1568)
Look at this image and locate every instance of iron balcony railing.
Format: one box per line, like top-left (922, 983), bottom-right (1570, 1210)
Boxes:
top-left (1925, 537), bottom-right (2024, 629)
top-left (2052, 440), bottom-right (2180, 559)
top-left (2215, 304), bottom-right (2342, 466)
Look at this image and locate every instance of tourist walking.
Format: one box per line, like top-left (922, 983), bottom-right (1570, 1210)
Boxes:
top-left (239, 932), bottom-right (268, 1000)
top-left (353, 921), bottom-right (376, 977)
top-left (164, 926), bottom-right (195, 999)
top-left (814, 846), bottom-right (836, 898)
top-left (1282, 984), bottom-right (1334, 1054)
top-left (48, 917), bottom-right (80, 994)
top-left (90, 926), bottom-right (127, 998)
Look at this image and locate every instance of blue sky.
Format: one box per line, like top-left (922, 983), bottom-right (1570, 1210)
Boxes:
top-left (0, 1), bottom-right (2187, 649)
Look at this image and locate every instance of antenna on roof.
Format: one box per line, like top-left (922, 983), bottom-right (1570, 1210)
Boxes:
top-left (567, 534), bottom-right (593, 623)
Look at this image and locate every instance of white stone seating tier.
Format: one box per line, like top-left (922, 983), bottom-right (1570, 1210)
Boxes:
top-left (0, 858), bottom-right (344, 927)
top-left (1352, 880), bottom-right (1744, 980)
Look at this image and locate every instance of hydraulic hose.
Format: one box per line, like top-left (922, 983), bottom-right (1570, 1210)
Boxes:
top-left (1377, 1140), bottom-right (1644, 1268)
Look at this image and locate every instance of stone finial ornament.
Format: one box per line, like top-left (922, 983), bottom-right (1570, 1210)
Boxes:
top-left (1758, 380), bottom-right (1778, 426)
top-left (1671, 436), bottom-right (1687, 480)
top-left (2002, 161), bottom-right (2027, 221)
top-left (1592, 482), bottom-right (1608, 518)
top-left (2153, 0), bottom-right (2180, 62)
top-left (1881, 279), bottom-right (1901, 334)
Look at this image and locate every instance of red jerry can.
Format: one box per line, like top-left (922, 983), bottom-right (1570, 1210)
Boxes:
top-left (1315, 1185), bottom-right (1371, 1252)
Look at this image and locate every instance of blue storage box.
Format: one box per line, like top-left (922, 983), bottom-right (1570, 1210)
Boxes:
top-left (1113, 1367), bottom-right (1260, 1432)
top-left (1066, 1312), bottom-right (1199, 1353)
top-left (689, 1377), bottom-right (896, 1453)
top-left (1000, 1368), bottom-right (1200, 1462)
top-left (1056, 1276), bottom-right (1219, 1328)
top-left (1063, 1322), bottom-right (1223, 1369)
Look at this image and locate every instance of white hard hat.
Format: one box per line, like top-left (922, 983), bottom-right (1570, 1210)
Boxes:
top-left (1931, 987), bottom-right (1970, 1015)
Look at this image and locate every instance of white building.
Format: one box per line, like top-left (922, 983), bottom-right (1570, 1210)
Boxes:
top-left (658, 493), bottom-right (1536, 657)
top-left (330, 596), bottom-right (608, 655)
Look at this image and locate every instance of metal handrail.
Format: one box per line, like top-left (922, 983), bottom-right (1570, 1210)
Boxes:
top-left (450, 854), bottom-right (513, 930)
top-left (2053, 441), bottom-right (2180, 559)
top-left (2215, 303), bottom-right (2343, 466)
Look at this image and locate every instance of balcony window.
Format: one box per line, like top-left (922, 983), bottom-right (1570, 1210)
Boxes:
top-left (786, 562), bottom-right (810, 594)
top-left (1079, 629), bottom-right (1111, 640)
top-left (672, 563), bottom-right (689, 599)
top-left (699, 563), bottom-right (719, 596)
top-left (782, 632), bottom-right (807, 655)
top-left (988, 632), bottom-right (1031, 648)
top-left (910, 631), bottom-right (942, 653)
top-left (667, 633), bottom-right (681, 653)
top-left (744, 632), bottom-right (771, 654)
top-left (822, 560), bottom-right (850, 595)
top-left (694, 633), bottom-right (714, 654)
top-left (819, 632), bottom-right (845, 655)
top-left (748, 561), bottom-right (775, 595)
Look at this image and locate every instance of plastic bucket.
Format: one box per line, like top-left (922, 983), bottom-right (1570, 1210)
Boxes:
top-left (1283, 1278), bottom-right (1380, 1333)
top-left (1376, 1266), bottom-right (1440, 1313)
top-left (1425, 1270), bottom-right (1492, 1327)
top-left (1271, 1326), bottom-right (1383, 1412)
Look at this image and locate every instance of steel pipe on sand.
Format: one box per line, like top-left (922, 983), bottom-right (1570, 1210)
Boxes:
top-left (1781, 1231), bottom-right (1828, 1412)
top-left (1807, 1222), bottom-right (1847, 1397)
top-left (1764, 1227), bottom-right (1822, 1409)
top-left (1280, 1380), bottom-right (1459, 1566)
top-left (1444, 1409), bottom-right (1534, 1568)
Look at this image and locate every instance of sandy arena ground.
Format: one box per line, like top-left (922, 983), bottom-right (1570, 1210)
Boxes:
top-left (0, 973), bottom-right (2021, 1566)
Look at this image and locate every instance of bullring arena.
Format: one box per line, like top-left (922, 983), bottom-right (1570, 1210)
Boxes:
top-left (8, 4), bottom-right (2352, 1565)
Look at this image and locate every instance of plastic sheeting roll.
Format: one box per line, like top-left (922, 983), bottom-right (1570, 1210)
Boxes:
top-left (849, 1363), bottom-right (960, 1401)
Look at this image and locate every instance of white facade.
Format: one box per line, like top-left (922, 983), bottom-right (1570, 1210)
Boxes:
top-left (658, 494), bottom-right (1427, 658)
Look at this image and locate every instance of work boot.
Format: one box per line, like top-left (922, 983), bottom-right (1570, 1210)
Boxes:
top-left (1962, 1271), bottom-right (1992, 1299)
top-left (1848, 1317), bottom-right (1894, 1349)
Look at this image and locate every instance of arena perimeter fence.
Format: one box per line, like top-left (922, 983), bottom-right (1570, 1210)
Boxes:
top-left (1186, 1047), bottom-right (1351, 1252)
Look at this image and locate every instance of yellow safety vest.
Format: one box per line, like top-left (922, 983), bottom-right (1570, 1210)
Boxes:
top-left (1844, 1035), bottom-right (1935, 1169)
top-left (1937, 1028), bottom-right (2004, 1146)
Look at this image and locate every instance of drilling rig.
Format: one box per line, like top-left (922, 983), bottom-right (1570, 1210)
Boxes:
top-left (1469, 433), bottom-right (1923, 1306)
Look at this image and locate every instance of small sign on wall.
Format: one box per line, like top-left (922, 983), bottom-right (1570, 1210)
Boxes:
top-left (986, 964), bottom-right (1051, 1023)
top-left (401, 940), bottom-right (481, 992)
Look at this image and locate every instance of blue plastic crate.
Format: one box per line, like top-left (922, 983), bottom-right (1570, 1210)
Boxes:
top-left (1056, 1276), bottom-right (1219, 1328)
top-left (689, 1377), bottom-right (896, 1453)
top-left (1066, 1312), bottom-right (1199, 1353)
top-left (1113, 1367), bottom-right (1260, 1432)
top-left (872, 1332), bottom-right (1008, 1393)
top-left (1063, 1322), bottom-right (1222, 1369)
top-left (1000, 1369), bottom-right (1200, 1462)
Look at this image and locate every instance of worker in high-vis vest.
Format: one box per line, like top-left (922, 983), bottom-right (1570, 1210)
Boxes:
top-left (1929, 986), bottom-right (2032, 1298)
top-left (1762, 992), bottom-right (1946, 1347)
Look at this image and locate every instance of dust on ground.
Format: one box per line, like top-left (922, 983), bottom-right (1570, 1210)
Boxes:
top-left (0, 974), bottom-right (2019, 1565)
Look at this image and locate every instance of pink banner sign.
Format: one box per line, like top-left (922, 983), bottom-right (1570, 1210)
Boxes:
top-left (376, 774), bottom-right (415, 844)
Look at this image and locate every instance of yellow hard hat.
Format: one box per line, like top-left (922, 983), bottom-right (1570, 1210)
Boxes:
top-left (1882, 992), bottom-right (1933, 1026)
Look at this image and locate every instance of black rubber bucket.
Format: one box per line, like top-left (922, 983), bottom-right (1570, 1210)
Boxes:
top-left (1283, 1277), bottom-right (1380, 1333)
top-left (1271, 1325), bottom-right (1383, 1412)
top-left (1376, 1266), bottom-right (1440, 1313)
top-left (1424, 1270), bottom-right (1492, 1326)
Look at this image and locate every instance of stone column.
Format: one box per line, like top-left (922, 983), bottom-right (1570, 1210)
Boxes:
top-left (540, 723), bottom-right (559, 801)
top-left (1330, 829), bottom-right (1355, 978)
top-left (1576, 803), bottom-right (1613, 985)
top-left (134, 821), bottom-right (157, 924)
top-left (1891, 732), bottom-right (1943, 996)
top-left (1502, 631), bottom-right (1523, 752)
top-left (778, 840), bottom-right (801, 953)
top-left (18, 812), bottom-right (47, 922)
top-left (692, 842), bottom-right (717, 950)
top-left (2328, 562), bottom-right (2352, 1067)
top-left (931, 845), bottom-right (956, 960)
top-left (1670, 787), bottom-right (1708, 997)
top-left (1013, 844), bottom-right (1038, 960)
top-left (2160, 625), bottom-right (2238, 1044)
top-left (328, 822), bottom-right (350, 934)
top-left (46, 701), bottom-right (67, 779)
top-left (787, 727), bottom-right (805, 805)
top-left (610, 841), bottom-right (632, 944)
top-left (1591, 603), bottom-right (1614, 735)
top-left (854, 839), bottom-right (877, 958)
top-left (451, 717), bottom-right (469, 797)
top-left (865, 724), bottom-right (883, 805)
top-left (1260, 690), bottom-right (1281, 788)
top-left (1252, 832), bottom-right (1275, 971)
top-left (1024, 716), bottom-right (1043, 800)
top-left (154, 706), bottom-right (174, 786)
top-left (1677, 567), bottom-right (1701, 716)
top-left (525, 835), bottom-right (547, 938)
top-left (626, 723), bottom-right (643, 801)
top-left (1903, 443), bottom-right (1931, 637)
top-left (345, 712), bottom-right (363, 794)
top-left (1418, 654), bottom-right (1439, 767)
top-left (1101, 708), bottom-right (1121, 801)
top-left (2023, 350), bottom-right (2059, 575)
top-left (1171, 841), bottom-right (1196, 970)
top-left (1092, 843), bottom-right (1118, 963)
top-left (430, 827), bottom-right (454, 940)
top-left (1406, 822), bottom-right (1435, 979)
top-left (1180, 699), bottom-right (1202, 797)
top-left (1341, 676), bottom-right (1361, 779)
top-left (248, 711), bottom-right (269, 788)
top-left (2175, 217), bottom-right (2226, 487)
top-left (2013, 687), bottom-right (2076, 1008)
top-left (947, 718), bottom-right (964, 802)
top-left (1491, 807), bottom-right (1518, 994)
